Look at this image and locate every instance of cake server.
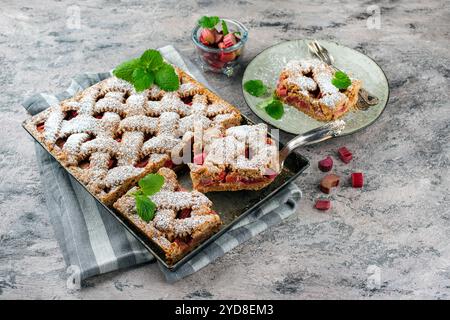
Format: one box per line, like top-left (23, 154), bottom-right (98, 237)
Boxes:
top-left (278, 119), bottom-right (345, 169)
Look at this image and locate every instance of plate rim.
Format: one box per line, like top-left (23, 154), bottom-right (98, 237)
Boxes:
top-left (242, 39), bottom-right (390, 137)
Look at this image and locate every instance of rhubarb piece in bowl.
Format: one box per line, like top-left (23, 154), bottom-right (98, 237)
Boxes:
top-left (275, 59), bottom-right (362, 121)
top-left (188, 124), bottom-right (280, 193)
top-left (192, 18), bottom-right (248, 77)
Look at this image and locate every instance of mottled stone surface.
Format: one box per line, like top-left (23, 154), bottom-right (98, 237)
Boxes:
top-left (1, 0), bottom-right (449, 299)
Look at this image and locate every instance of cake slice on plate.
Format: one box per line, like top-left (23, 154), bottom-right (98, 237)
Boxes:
top-left (275, 59), bottom-right (361, 121)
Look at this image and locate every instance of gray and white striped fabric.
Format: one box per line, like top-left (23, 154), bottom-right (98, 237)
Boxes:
top-left (22, 45), bottom-right (302, 284)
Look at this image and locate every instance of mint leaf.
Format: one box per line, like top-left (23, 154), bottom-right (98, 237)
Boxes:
top-left (331, 71), bottom-right (352, 89)
top-left (198, 16), bottom-right (220, 29)
top-left (114, 49), bottom-right (179, 92)
top-left (221, 20), bottom-right (229, 35)
top-left (132, 68), bottom-right (154, 92)
top-left (138, 173), bottom-right (164, 196)
top-left (140, 49), bottom-right (164, 71)
top-left (113, 58), bottom-right (140, 82)
top-left (264, 99), bottom-right (284, 120)
top-left (135, 195), bottom-right (156, 222)
top-left (244, 80), bottom-right (267, 97)
top-left (154, 63), bottom-right (179, 91)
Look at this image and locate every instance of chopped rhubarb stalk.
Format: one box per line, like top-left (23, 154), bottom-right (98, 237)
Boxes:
top-left (266, 174), bottom-right (278, 180)
top-left (36, 123), bottom-right (45, 132)
top-left (264, 168), bottom-right (279, 180)
top-left (200, 28), bottom-right (215, 45)
top-left (164, 159), bottom-right (174, 169)
top-left (223, 33), bottom-right (237, 48)
top-left (320, 174), bottom-right (340, 194)
top-left (241, 177), bottom-right (264, 184)
top-left (338, 147), bottom-right (352, 164)
top-left (78, 160), bottom-right (90, 169)
top-left (177, 208), bottom-right (191, 219)
top-left (108, 158), bottom-right (117, 169)
top-left (209, 60), bottom-right (226, 69)
top-left (115, 138), bottom-right (122, 143)
top-left (213, 29), bottom-right (223, 43)
top-left (94, 113), bottom-right (104, 119)
top-left (134, 156), bottom-right (149, 168)
top-left (351, 172), bottom-right (364, 188)
top-left (193, 152), bottom-right (206, 165)
top-left (315, 199), bottom-right (331, 211)
top-left (55, 138), bottom-right (67, 149)
top-left (219, 51), bottom-right (236, 62)
top-left (225, 174), bottom-right (239, 183)
top-left (276, 86), bottom-right (288, 97)
top-left (318, 156), bottom-right (333, 172)
top-left (217, 171), bottom-right (226, 182)
top-left (200, 178), bottom-right (214, 186)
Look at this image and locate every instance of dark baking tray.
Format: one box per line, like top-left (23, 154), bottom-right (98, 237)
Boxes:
top-left (23, 115), bottom-right (309, 270)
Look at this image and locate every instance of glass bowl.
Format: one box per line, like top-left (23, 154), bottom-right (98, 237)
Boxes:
top-left (191, 18), bottom-right (248, 77)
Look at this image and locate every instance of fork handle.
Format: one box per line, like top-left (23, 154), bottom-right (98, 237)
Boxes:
top-left (279, 120), bottom-right (345, 165)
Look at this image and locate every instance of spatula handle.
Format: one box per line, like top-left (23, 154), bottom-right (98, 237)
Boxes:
top-left (279, 120), bottom-right (345, 166)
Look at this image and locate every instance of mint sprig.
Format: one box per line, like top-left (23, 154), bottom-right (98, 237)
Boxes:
top-left (331, 71), bottom-right (352, 90)
top-left (221, 20), bottom-right (229, 35)
top-left (259, 97), bottom-right (284, 120)
top-left (132, 173), bottom-right (164, 222)
top-left (198, 16), bottom-right (220, 29)
top-left (244, 80), bottom-right (267, 97)
top-left (113, 49), bottom-right (179, 92)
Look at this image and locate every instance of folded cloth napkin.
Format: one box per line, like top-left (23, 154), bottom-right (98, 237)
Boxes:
top-left (22, 45), bottom-right (302, 285)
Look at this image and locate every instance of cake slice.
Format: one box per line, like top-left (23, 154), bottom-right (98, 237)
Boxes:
top-left (188, 124), bottom-right (280, 192)
top-left (275, 59), bottom-right (361, 121)
top-left (113, 167), bottom-right (222, 264)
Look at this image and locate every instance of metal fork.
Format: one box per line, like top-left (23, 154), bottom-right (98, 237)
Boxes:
top-left (308, 40), bottom-right (379, 110)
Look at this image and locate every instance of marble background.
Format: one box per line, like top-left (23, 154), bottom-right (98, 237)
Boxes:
top-left (0, 0), bottom-right (449, 299)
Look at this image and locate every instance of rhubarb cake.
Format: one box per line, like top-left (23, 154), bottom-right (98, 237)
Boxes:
top-left (24, 66), bottom-right (241, 205)
top-left (188, 123), bottom-right (280, 192)
top-left (113, 168), bottom-right (222, 264)
top-left (275, 59), bottom-right (361, 121)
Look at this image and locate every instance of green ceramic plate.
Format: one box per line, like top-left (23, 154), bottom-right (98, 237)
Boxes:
top-left (242, 40), bottom-right (389, 135)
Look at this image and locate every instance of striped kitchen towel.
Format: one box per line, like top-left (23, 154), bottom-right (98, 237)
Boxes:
top-left (22, 45), bottom-right (302, 285)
